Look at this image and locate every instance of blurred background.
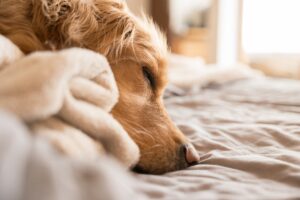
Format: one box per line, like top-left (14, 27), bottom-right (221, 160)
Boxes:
top-left (126, 0), bottom-right (300, 79)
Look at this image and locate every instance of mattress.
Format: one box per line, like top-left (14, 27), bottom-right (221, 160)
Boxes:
top-left (135, 78), bottom-right (300, 200)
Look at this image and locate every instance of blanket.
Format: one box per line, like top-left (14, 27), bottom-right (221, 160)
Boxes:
top-left (2, 78), bottom-right (300, 200)
top-left (136, 78), bottom-right (300, 199)
top-left (0, 35), bottom-right (139, 167)
top-left (1, 35), bottom-right (300, 200)
top-left (0, 111), bottom-right (147, 200)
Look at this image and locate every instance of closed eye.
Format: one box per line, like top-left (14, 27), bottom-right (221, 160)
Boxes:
top-left (142, 66), bottom-right (156, 89)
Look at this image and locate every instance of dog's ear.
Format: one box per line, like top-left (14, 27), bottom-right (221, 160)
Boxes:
top-left (39, 0), bottom-right (72, 23)
top-left (92, 0), bottom-right (137, 58)
top-left (31, 0), bottom-right (100, 49)
top-left (31, 0), bottom-right (134, 53)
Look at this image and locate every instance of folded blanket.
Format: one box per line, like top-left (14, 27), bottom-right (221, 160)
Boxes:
top-left (0, 111), bottom-right (145, 200)
top-left (0, 35), bottom-right (139, 167)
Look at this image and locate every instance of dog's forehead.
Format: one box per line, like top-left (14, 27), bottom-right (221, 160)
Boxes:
top-left (141, 30), bottom-right (168, 79)
top-left (135, 16), bottom-right (168, 61)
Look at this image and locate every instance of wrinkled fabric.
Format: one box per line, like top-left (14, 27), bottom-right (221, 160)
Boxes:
top-left (136, 78), bottom-right (300, 200)
top-left (1, 34), bottom-right (300, 199)
top-left (0, 34), bottom-right (139, 168)
top-left (0, 111), bottom-right (146, 200)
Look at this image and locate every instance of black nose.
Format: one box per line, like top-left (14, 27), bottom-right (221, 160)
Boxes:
top-left (179, 143), bottom-right (200, 168)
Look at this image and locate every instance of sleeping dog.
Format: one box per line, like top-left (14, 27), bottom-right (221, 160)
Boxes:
top-left (0, 0), bottom-right (199, 174)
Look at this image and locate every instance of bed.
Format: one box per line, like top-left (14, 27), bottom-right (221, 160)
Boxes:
top-left (134, 77), bottom-right (300, 199)
top-left (0, 38), bottom-right (299, 199)
top-left (1, 77), bottom-right (299, 200)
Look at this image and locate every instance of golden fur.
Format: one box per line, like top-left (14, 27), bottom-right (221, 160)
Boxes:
top-left (0, 0), bottom-right (198, 174)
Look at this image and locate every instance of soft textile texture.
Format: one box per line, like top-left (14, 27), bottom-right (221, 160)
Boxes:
top-left (0, 35), bottom-right (139, 167)
top-left (1, 78), bottom-right (299, 200)
top-left (0, 111), bottom-right (146, 200)
top-left (1, 34), bottom-right (300, 199)
top-left (167, 54), bottom-right (262, 92)
top-left (136, 78), bottom-right (300, 199)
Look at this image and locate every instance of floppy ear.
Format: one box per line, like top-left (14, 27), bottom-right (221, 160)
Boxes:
top-left (30, 0), bottom-right (134, 55)
top-left (31, 0), bottom-right (100, 49)
top-left (39, 0), bottom-right (72, 23)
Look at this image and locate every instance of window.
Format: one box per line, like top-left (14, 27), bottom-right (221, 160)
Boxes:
top-left (242, 0), bottom-right (300, 54)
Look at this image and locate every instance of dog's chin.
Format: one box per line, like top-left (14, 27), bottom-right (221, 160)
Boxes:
top-left (132, 164), bottom-right (185, 175)
top-left (132, 165), bottom-right (150, 174)
top-left (131, 163), bottom-right (176, 175)
top-left (131, 151), bottom-right (201, 174)
top-left (131, 158), bottom-right (192, 175)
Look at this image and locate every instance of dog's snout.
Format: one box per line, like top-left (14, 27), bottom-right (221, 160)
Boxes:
top-left (180, 143), bottom-right (200, 166)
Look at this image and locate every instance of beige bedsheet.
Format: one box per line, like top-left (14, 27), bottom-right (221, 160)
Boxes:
top-left (136, 78), bottom-right (300, 200)
top-left (1, 77), bottom-right (299, 200)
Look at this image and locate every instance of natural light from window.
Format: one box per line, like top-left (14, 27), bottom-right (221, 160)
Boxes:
top-left (242, 0), bottom-right (300, 54)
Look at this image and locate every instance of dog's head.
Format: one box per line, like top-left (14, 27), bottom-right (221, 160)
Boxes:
top-left (1, 0), bottom-right (200, 174)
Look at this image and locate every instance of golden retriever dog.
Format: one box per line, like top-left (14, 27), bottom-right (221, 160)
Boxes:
top-left (0, 0), bottom-right (200, 174)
